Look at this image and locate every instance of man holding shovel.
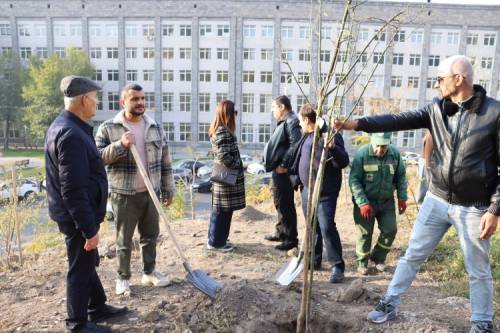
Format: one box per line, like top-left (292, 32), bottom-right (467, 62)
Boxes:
top-left (95, 84), bottom-right (175, 296)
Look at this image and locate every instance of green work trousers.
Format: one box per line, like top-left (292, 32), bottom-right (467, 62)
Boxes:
top-left (111, 191), bottom-right (160, 280)
top-left (353, 201), bottom-right (397, 267)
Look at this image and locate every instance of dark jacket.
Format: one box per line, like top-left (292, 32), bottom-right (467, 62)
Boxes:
top-left (357, 85), bottom-right (500, 215)
top-left (264, 111), bottom-right (302, 172)
top-left (289, 130), bottom-right (349, 198)
top-left (45, 111), bottom-right (108, 238)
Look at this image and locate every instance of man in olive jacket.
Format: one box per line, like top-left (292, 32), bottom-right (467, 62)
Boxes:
top-left (263, 95), bottom-right (302, 251)
top-left (349, 132), bottom-right (407, 275)
top-left (336, 55), bottom-right (498, 333)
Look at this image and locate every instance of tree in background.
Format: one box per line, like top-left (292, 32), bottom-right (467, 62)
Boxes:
top-left (22, 48), bottom-right (95, 141)
top-left (0, 51), bottom-right (27, 150)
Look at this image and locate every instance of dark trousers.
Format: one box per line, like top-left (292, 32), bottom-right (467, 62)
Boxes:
top-left (301, 189), bottom-right (345, 271)
top-left (272, 171), bottom-right (298, 242)
top-left (208, 208), bottom-right (233, 247)
top-left (62, 224), bottom-right (107, 330)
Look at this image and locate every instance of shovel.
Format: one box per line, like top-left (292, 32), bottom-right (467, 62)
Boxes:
top-left (130, 144), bottom-right (223, 300)
top-left (275, 238), bottom-right (305, 286)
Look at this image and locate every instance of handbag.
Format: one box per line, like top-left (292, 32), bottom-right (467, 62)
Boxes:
top-left (210, 162), bottom-right (239, 186)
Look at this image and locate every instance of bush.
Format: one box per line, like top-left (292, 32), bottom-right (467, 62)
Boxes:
top-left (245, 179), bottom-right (272, 205)
top-left (166, 181), bottom-right (186, 220)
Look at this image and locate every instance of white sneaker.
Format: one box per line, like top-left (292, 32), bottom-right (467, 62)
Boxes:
top-left (116, 279), bottom-right (130, 295)
top-left (375, 263), bottom-right (387, 272)
top-left (142, 271), bottom-right (170, 287)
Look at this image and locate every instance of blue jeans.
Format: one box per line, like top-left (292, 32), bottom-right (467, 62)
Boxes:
top-left (301, 188), bottom-right (345, 271)
top-left (208, 208), bottom-right (233, 247)
top-left (385, 192), bottom-right (493, 322)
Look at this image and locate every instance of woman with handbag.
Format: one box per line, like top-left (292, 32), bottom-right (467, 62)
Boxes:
top-left (207, 100), bottom-right (246, 252)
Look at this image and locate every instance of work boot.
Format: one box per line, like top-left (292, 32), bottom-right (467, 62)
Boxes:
top-left (469, 321), bottom-right (493, 333)
top-left (329, 266), bottom-right (344, 283)
top-left (264, 234), bottom-right (283, 242)
top-left (67, 322), bottom-right (111, 333)
top-left (375, 263), bottom-right (387, 272)
top-left (275, 240), bottom-right (298, 251)
top-left (367, 299), bottom-right (397, 324)
top-left (88, 304), bottom-right (128, 322)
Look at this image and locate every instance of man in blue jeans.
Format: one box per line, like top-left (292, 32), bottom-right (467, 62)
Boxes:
top-left (290, 104), bottom-right (349, 282)
top-left (335, 55), bottom-right (498, 333)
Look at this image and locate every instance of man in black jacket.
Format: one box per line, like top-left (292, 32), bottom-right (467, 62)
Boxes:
top-left (264, 95), bottom-right (302, 250)
top-left (335, 55), bottom-right (498, 333)
top-left (46, 76), bottom-right (126, 333)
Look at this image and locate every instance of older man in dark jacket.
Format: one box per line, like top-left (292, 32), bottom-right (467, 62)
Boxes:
top-left (46, 76), bottom-right (126, 333)
top-left (335, 55), bottom-right (498, 333)
top-left (264, 95), bottom-right (302, 251)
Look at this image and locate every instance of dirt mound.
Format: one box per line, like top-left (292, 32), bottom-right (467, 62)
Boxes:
top-left (233, 205), bottom-right (271, 222)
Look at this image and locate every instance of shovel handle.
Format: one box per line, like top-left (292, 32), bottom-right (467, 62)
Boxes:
top-left (130, 144), bottom-right (192, 270)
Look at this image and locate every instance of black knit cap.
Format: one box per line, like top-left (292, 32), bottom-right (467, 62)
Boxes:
top-left (60, 75), bottom-right (101, 97)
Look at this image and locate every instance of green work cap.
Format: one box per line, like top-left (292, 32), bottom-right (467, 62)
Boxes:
top-left (370, 132), bottom-right (391, 145)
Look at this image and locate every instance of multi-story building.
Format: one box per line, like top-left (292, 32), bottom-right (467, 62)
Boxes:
top-left (1, 0), bottom-right (499, 156)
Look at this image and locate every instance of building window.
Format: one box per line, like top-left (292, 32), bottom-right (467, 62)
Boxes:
top-left (179, 48), bottom-right (191, 59)
top-left (320, 50), bottom-right (331, 62)
top-left (162, 93), bottom-right (173, 112)
top-left (261, 25), bottom-right (274, 38)
top-left (479, 79), bottom-right (490, 91)
top-left (298, 72), bottom-right (310, 84)
top-left (179, 24), bottom-right (191, 37)
top-left (217, 24), bottom-right (230, 37)
top-left (242, 94), bottom-right (254, 113)
top-left (258, 124), bottom-right (271, 143)
top-left (0, 24), bottom-right (11, 36)
top-left (125, 24), bottom-right (137, 37)
top-left (260, 71), bottom-right (272, 83)
top-left (428, 55), bottom-right (440, 67)
top-left (394, 30), bottom-right (405, 42)
top-left (89, 24), bottom-right (101, 37)
top-left (70, 24), bottom-right (82, 37)
top-left (261, 49), bottom-right (273, 61)
top-left (243, 25), bottom-right (256, 37)
top-left (143, 48), bottom-right (154, 59)
top-left (216, 70), bottom-right (228, 82)
top-left (93, 70), bottom-right (102, 81)
top-left (281, 49), bottom-right (293, 61)
top-left (410, 31), bottom-right (423, 43)
top-left (336, 51), bottom-right (347, 63)
top-left (179, 70), bottom-right (191, 82)
top-left (217, 48), bottom-right (228, 60)
top-left (163, 122), bottom-right (174, 141)
top-left (426, 77), bottom-right (437, 89)
top-left (34, 24), bottom-right (46, 36)
top-left (407, 76), bottom-right (419, 88)
top-left (243, 71), bottom-right (255, 83)
top-left (409, 54), bottom-right (421, 66)
top-left (299, 26), bottom-right (311, 39)
top-left (180, 93), bottom-right (191, 112)
top-left (243, 48), bottom-right (255, 60)
top-left (353, 98), bottom-right (364, 116)
top-left (297, 95), bottom-right (307, 110)
top-left (108, 92), bottom-right (120, 111)
top-left (144, 92), bottom-right (155, 111)
top-left (162, 24), bottom-right (174, 36)
top-left (162, 48), bottom-right (174, 59)
top-left (126, 47), bottom-right (137, 59)
top-left (179, 123), bottom-right (191, 141)
top-left (54, 47), bottom-right (65, 58)
top-left (401, 130), bottom-right (416, 148)
top-left (199, 48), bottom-right (211, 59)
top-left (162, 70), bottom-right (174, 82)
top-left (259, 94), bottom-right (272, 113)
top-left (392, 53), bottom-right (404, 65)
top-left (199, 93), bottom-right (211, 112)
top-left (198, 123), bottom-right (210, 142)
top-left (321, 26), bottom-right (332, 39)
top-left (430, 32), bottom-right (442, 44)
top-left (281, 26), bottom-right (293, 39)
top-left (19, 47), bottom-right (31, 59)
top-left (467, 33), bottom-right (478, 45)
top-left (298, 49), bottom-right (311, 62)
top-left (36, 47), bottom-right (48, 58)
top-left (373, 52), bottom-right (384, 64)
top-left (481, 57), bottom-right (493, 69)
top-left (96, 91), bottom-right (103, 111)
top-left (107, 70), bottom-right (119, 81)
top-left (280, 72), bottom-right (292, 84)
top-left (374, 29), bottom-right (386, 41)
top-left (391, 76), bottom-right (402, 88)
top-left (447, 32), bottom-right (459, 45)
top-left (105, 24), bottom-right (118, 37)
top-left (241, 124), bottom-right (254, 143)
top-left (199, 70), bottom-right (211, 82)
top-left (216, 93), bottom-right (228, 103)
top-left (199, 24), bottom-right (212, 36)
top-left (356, 52), bottom-right (367, 65)
top-left (484, 33), bottom-right (496, 46)
top-left (126, 70), bottom-right (137, 81)
top-left (53, 24), bottom-right (65, 37)
top-left (90, 47), bottom-right (102, 59)
top-left (143, 70), bottom-right (154, 81)
top-left (107, 47), bottom-right (118, 59)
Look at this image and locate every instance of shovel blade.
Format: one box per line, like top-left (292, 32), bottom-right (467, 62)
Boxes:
top-left (186, 269), bottom-right (223, 300)
top-left (275, 256), bottom-right (304, 286)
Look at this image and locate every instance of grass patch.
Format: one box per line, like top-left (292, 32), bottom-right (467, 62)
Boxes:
top-left (1, 149), bottom-right (44, 159)
top-left (24, 231), bottom-right (64, 254)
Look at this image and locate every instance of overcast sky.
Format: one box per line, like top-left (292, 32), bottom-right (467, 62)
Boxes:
top-left (372, 0), bottom-right (500, 4)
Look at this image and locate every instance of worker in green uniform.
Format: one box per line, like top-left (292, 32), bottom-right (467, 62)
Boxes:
top-left (349, 132), bottom-right (408, 275)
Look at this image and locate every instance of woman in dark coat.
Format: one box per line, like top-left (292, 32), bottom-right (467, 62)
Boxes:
top-left (207, 100), bottom-right (245, 251)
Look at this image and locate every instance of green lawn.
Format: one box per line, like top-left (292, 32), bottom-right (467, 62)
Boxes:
top-left (1, 149), bottom-right (44, 159)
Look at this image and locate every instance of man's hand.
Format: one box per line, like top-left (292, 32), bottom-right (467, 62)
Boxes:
top-left (84, 233), bottom-right (99, 251)
top-left (398, 200), bottom-right (407, 214)
top-left (332, 118), bottom-right (358, 131)
top-left (163, 196), bottom-right (173, 206)
top-left (275, 166), bottom-right (288, 174)
top-left (359, 204), bottom-right (374, 219)
top-left (480, 212), bottom-right (498, 240)
top-left (121, 131), bottom-right (135, 149)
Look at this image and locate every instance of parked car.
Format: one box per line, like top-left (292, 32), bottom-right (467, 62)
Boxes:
top-left (0, 179), bottom-right (40, 201)
top-left (247, 173), bottom-right (272, 186)
top-left (173, 168), bottom-right (193, 182)
top-left (246, 162), bottom-right (266, 175)
top-left (402, 151), bottom-right (420, 165)
top-left (174, 160), bottom-right (206, 173)
top-left (240, 154), bottom-right (258, 169)
top-left (197, 160), bottom-right (214, 178)
top-left (192, 176), bottom-right (212, 193)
